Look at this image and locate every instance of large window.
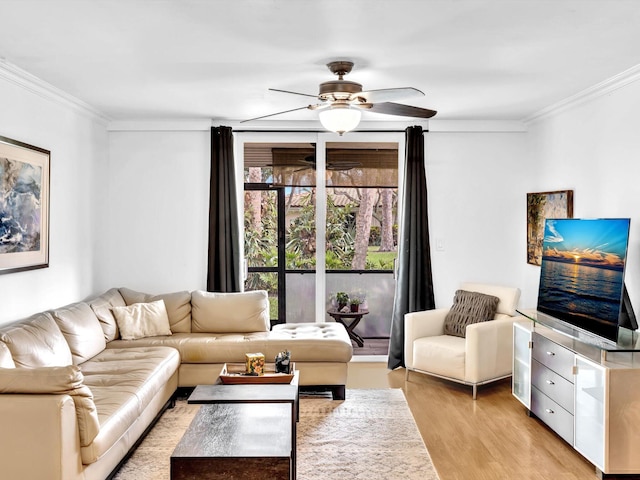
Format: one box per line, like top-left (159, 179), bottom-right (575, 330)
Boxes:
top-left (240, 133), bottom-right (402, 338)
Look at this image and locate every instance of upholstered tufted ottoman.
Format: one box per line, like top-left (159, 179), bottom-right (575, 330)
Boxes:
top-left (267, 323), bottom-right (353, 399)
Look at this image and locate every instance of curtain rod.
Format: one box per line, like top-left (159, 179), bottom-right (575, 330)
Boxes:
top-left (231, 128), bottom-right (428, 134)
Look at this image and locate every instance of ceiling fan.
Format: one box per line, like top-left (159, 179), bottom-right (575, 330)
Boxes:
top-left (242, 61), bottom-right (437, 135)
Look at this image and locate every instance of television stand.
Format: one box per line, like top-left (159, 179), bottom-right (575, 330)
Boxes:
top-left (513, 314), bottom-right (640, 478)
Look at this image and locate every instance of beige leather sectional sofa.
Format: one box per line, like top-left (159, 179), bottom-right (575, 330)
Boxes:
top-left (0, 288), bottom-right (352, 480)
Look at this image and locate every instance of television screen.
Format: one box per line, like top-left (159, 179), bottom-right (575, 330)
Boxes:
top-left (537, 218), bottom-right (631, 343)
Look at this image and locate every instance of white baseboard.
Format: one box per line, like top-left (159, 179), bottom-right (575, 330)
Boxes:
top-left (350, 355), bottom-right (388, 363)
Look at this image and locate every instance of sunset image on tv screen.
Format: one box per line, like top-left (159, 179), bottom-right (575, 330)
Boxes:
top-left (537, 218), bottom-right (630, 331)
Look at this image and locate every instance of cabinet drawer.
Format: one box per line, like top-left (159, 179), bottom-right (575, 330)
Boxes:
top-left (532, 333), bottom-right (575, 381)
top-left (532, 387), bottom-right (574, 445)
top-left (532, 359), bottom-right (574, 414)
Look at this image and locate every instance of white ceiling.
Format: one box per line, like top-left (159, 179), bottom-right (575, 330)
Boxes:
top-left (1, 0), bottom-right (639, 124)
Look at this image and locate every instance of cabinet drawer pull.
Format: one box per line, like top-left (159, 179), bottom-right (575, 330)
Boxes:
top-left (545, 408), bottom-right (554, 414)
top-left (546, 380), bottom-right (555, 385)
top-left (546, 351), bottom-right (555, 356)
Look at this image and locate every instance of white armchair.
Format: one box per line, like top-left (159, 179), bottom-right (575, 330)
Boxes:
top-left (404, 282), bottom-right (521, 399)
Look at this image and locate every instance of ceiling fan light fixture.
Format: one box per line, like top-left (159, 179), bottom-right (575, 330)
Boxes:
top-left (318, 104), bottom-right (362, 135)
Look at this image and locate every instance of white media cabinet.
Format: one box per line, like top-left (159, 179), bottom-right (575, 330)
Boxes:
top-left (513, 313), bottom-right (640, 478)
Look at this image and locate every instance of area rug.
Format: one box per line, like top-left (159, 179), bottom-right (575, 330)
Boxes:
top-left (113, 389), bottom-right (440, 480)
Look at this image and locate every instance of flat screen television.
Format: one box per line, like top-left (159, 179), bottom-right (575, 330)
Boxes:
top-left (537, 218), bottom-right (632, 343)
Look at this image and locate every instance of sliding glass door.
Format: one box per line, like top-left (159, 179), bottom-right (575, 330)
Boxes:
top-left (237, 131), bottom-right (404, 337)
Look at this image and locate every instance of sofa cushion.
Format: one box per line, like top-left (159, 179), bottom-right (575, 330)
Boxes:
top-left (191, 290), bottom-right (270, 333)
top-left (0, 342), bottom-right (14, 368)
top-left (119, 288), bottom-right (192, 333)
top-left (51, 302), bottom-right (107, 364)
top-left (0, 312), bottom-right (73, 367)
top-left (79, 346), bottom-right (180, 464)
top-left (0, 365), bottom-right (100, 446)
top-left (268, 323), bottom-right (354, 362)
top-left (413, 335), bottom-right (466, 381)
top-left (88, 288), bottom-right (127, 342)
top-left (107, 331), bottom-right (271, 363)
top-left (443, 289), bottom-right (500, 338)
top-left (111, 300), bottom-right (172, 340)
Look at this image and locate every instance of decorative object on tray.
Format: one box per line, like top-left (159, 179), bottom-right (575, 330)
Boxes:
top-left (275, 350), bottom-right (291, 374)
top-left (219, 363), bottom-right (296, 384)
top-left (245, 352), bottom-right (265, 375)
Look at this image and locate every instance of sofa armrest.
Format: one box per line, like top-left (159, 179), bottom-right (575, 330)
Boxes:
top-left (465, 316), bottom-right (518, 383)
top-left (404, 308), bottom-right (449, 369)
top-left (0, 394), bottom-right (83, 480)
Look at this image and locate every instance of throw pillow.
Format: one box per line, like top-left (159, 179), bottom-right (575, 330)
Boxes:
top-left (443, 289), bottom-right (500, 338)
top-left (119, 288), bottom-right (192, 333)
top-left (111, 300), bottom-right (172, 340)
top-left (0, 365), bottom-right (100, 446)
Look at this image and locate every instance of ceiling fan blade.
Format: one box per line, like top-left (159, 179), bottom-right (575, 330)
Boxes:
top-left (241, 105), bottom-right (314, 123)
top-left (367, 102), bottom-right (437, 119)
top-left (354, 87), bottom-right (424, 104)
top-left (269, 88), bottom-right (318, 98)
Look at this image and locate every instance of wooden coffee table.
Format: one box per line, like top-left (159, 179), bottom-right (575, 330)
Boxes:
top-left (171, 365), bottom-right (300, 480)
top-left (171, 403), bottom-right (292, 480)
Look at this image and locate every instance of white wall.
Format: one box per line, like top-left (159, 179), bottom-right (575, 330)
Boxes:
top-left (100, 130), bottom-right (210, 293)
top-left (426, 130), bottom-right (530, 308)
top-left (0, 70), bottom-right (107, 325)
top-left (103, 127), bottom-right (531, 310)
top-left (522, 77), bottom-right (640, 311)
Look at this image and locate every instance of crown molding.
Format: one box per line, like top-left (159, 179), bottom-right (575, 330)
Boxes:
top-left (524, 63), bottom-right (640, 125)
top-left (428, 120), bottom-right (526, 132)
top-left (0, 59), bottom-right (110, 124)
top-left (107, 118), bottom-right (213, 131)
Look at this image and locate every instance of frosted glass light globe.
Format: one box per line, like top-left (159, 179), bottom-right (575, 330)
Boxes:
top-left (318, 105), bottom-right (362, 135)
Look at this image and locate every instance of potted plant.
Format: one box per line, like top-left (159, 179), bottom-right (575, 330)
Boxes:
top-left (349, 295), bottom-right (363, 313)
top-left (336, 292), bottom-right (349, 310)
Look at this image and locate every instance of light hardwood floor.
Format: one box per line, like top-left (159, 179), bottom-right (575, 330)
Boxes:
top-left (346, 361), bottom-right (601, 480)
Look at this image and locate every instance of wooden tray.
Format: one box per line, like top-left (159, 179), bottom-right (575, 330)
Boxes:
top-left (219, 362), bottom-right (295, 385)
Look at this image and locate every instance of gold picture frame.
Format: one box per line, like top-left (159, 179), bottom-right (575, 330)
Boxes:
top-left (527, 190), bottom-right (573, 266)
top-left (0, 135), bottom-right (50, 274)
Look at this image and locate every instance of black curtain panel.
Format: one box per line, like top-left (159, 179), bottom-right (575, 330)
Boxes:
top-left (207, 126), bottom-right (241, 292)
top-left (387, 126), bottom-right (436, 370)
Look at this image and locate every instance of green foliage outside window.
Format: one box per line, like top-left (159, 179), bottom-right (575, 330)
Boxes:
top-left (245, 187), bottom-right (396, 274)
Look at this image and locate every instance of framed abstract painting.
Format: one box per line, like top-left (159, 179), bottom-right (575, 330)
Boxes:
top-left (526, 190), bottom-right (573, 266)
top-left (0, 136), bottom-right (50, 274)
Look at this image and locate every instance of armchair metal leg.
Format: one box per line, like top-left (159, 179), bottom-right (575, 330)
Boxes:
top-left (405, 368), bottom-right (410, 382)
top-left (472, 384), bottom-right (477, 400)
